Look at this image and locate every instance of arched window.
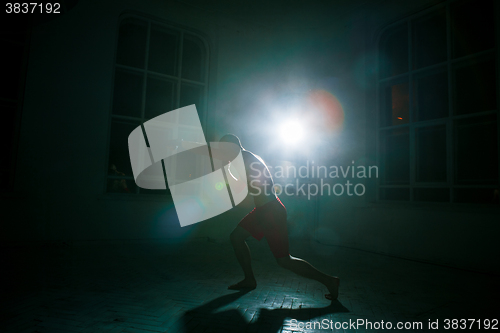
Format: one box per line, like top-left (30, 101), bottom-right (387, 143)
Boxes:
top-left (106, 14), bottom-right (209, 195)
top-left (378, 0), bottom-right (498, 203)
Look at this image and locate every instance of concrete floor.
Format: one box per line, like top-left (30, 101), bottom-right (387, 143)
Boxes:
top-left (0, 238), bottom-right (498, 332)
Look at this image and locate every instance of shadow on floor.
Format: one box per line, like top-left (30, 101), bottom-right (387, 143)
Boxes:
top-left (181, 290), bottom-right (349, 332)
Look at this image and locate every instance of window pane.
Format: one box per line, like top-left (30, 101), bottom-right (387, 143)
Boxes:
top-left (116, 18), bottom-right (147, 69)
top-left (0, 42), bottom-right (24, 101)
top-left (379, 24), bottom-right (408, 78)
top-left (112, 69), bottom-right (143, 118)
top-left (414, 188), bottom-right (449, 202)
top-left (381, 128), bottom-right (410, 184)
top-left (412, 8), bottom-right (446, 69)
top-left (148, 25), bottom-right (179, 76)
top-left (381, 81), bottom-right (409, 126)
top-left (455, 115), bottom-right (498, 184)
top-left (451, 0), bottom-right (495, 59)
top-left (453, 58), bottom-right (496, 115)
top-left (380, 188), bottom-right (409, 201)
top-left (416, 125), bottom-right (447, 182)
top-left (108, 119), bottom-right (139, 182)
top-left (414, 69), bottom-right (448, 121)
top-left (454, 188), bottom-right (498, 204)
top-left (182, 34), bottom-right (205, 82)
top-left (180, 84), bottom-right (204, 124)
top-left (145, 76), bottom-right (175, 120)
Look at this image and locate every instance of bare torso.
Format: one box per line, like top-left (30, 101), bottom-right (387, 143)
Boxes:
top-left (241, 150), bottom-right (277, 207)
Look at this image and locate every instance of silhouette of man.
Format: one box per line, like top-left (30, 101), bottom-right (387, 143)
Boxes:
top-left (220, 134), bottom-right (339, 300)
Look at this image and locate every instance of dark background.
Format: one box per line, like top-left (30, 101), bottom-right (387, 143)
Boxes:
top-left (0, 0), bottom-right (498, 282)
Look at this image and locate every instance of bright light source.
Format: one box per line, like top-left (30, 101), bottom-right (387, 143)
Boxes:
top-left (279, 119), bottom-right (304, 145)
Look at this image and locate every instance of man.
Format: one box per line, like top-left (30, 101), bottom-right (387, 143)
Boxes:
top-left (220, 134), bottom-right (339, 300)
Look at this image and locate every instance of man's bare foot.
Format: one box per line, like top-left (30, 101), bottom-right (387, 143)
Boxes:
top-left (325, 277), bottom-right (340, 300)
top-left (228, 278), bottom-right (257, 290)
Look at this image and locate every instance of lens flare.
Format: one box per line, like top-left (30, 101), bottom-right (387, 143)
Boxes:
top-left (279, 119), bottom-right (304, 144)
top-left (307, 90), bottom-right (344, 132)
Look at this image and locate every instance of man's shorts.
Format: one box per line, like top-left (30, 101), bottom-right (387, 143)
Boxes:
top-left (238, 197), bottom-right (289, 258)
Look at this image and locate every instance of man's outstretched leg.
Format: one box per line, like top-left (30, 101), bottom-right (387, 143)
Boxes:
top-left (228, 226), bottom-right (257, 290)
top-left (276, 255), bottom-right (339, 300)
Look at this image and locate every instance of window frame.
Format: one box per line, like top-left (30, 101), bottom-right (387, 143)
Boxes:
top-left (104, 12), bottom-right (211, 197)
top-left (375, 0), bottom-right (500, 204)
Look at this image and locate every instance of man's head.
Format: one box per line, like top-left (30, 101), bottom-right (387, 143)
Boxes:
top-left (219, 133), bottom-right (243, 150)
